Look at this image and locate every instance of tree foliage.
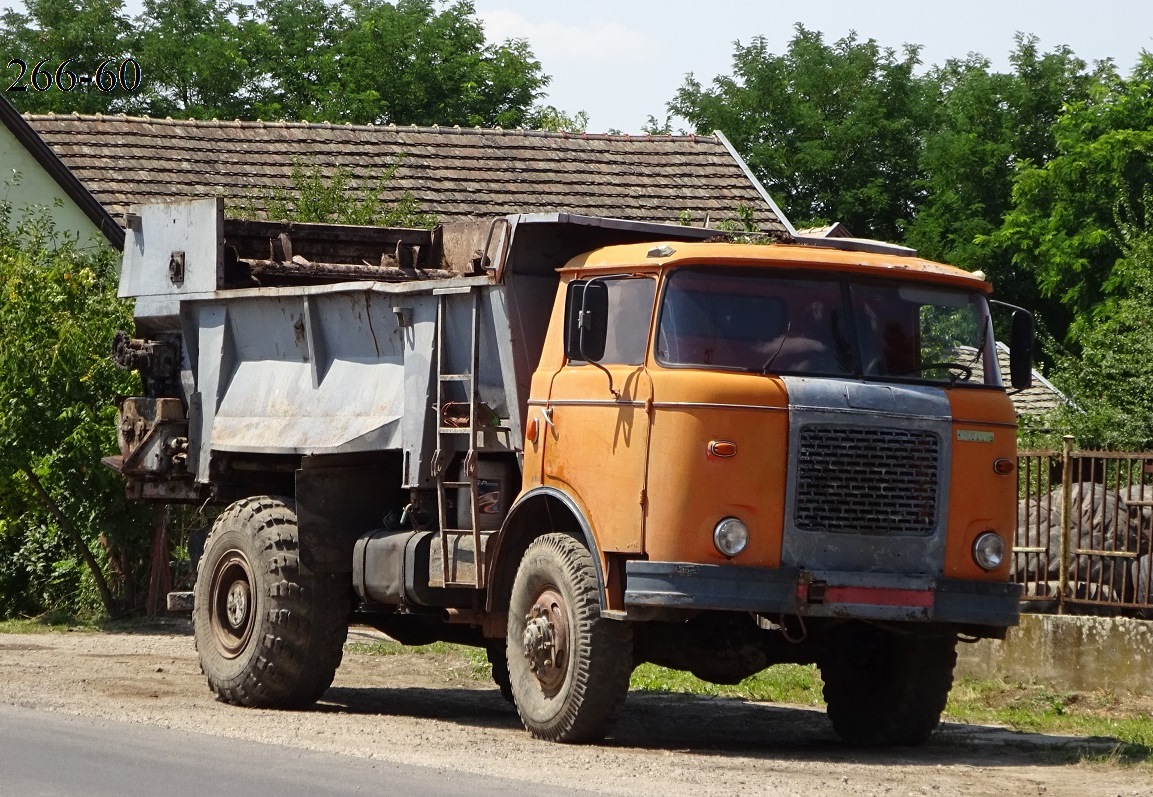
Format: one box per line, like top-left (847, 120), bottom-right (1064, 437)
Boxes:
top-left (1046, 209), bottom-right (1153, 449)
top-left (671, 25), bottom-right (934, 241)
top-left (991, 54), bottom-right (1153, 346)
top-left (0, 0), bottom-right (137, 114)
top-left (0, 184), bottom-right (149, 618)
top-left (907, 38), bottom-right (1092, 270)
top-left (2, 0), bottom-right (560, 127)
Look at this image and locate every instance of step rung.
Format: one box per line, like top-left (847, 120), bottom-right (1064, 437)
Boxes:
top-left (438, 426), bottom-right (512, 434)
top-left (440, 528), bottom-right (489, 536)
top-left (439, 374), bottom-right (472, 382)
top-left (441, 481), bottom-right (472, 489)
top-left (441, 581), bottom-right (481, 589)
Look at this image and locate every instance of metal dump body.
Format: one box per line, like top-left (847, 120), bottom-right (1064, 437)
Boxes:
top-left (117, 199), bottom-right (719, 494)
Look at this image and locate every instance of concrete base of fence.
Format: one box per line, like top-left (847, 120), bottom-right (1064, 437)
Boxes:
top-left (955, 614), bottom-right (1153, 695)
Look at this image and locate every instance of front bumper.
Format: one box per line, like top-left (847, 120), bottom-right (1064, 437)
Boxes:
top-left (623, 561), bottom-right (1021, 627)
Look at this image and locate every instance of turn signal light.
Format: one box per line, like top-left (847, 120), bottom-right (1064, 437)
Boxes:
top-left (708, 440), bottom-right (737, 458)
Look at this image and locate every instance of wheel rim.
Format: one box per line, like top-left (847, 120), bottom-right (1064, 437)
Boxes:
top-left (521, 586), bottom-right (570, 696)
top-left (209, 549), bottom-right (256, 659)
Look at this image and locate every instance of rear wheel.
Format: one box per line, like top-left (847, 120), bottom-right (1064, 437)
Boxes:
top-left (819, 626), bottom-right (957, 746)
top-left (486, 640), bottom-right (514, 704)
top-left (193, 496), bottom-right (349, 708)
top-left (506, 533), bottom-right (633, 742)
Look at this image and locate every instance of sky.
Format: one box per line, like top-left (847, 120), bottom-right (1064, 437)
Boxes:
top-left (472, 0), bottom-right (1153, 134)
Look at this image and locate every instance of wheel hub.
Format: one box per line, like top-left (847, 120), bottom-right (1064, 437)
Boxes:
top-left (521, 587), bottom-right (568, 693)
top-left (225, 580), bottom-right (250, 630)
top-left (208, 550), bottom-right (256, 659)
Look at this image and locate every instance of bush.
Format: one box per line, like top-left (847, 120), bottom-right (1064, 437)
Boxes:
top-left (0, 185), bottom-right (150, 618)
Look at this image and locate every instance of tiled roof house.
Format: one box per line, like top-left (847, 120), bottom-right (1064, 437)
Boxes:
top-left (23, 114), bottom-right (794, 234)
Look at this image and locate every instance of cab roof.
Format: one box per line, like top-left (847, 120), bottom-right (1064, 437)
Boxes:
top-left (561, 239), bottom-right (991, 293)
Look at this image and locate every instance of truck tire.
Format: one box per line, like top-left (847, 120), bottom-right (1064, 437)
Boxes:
top-left (506, 533), bottom-right (633, 742)
top-left (486, 640), bottom-right (514, 704)
top-left (193, 496), bottom-right (349, 709)
top-left (819, 626), bottom-right (957, 746)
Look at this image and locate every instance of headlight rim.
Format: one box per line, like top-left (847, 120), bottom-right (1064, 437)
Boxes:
top-left (713, 517), bottom-right (749, 558)
top-left (972, 531), bottom-right (1006, 571)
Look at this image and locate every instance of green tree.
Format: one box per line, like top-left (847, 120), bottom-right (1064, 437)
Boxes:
top-left (991, 54), bottom-right (1153, 346)
top-left (1047, 207), bottom-right (1153, 449)
top-left (908, 40), bottom-right (1091, 267)
top-left (2, 0), bottom-right (555, 127)
top-left (133, 0), bottom-right (257, 119)
top-left (334, 0), bottom-right (548, 126)
top-left (525, 105), bottom-right (589, 132)
top-left (0, 186), bottom-right (148, 618)
top-left (906, 39), bottom-right (1093, 346)
top-left (243, 0), bottom-right (349, 122)
top-left (0, 0), bottom-right (137, 114)
top-left (670, 25), bottom-right (935, 240)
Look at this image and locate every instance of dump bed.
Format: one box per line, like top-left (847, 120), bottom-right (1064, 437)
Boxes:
top-left (117, 199), bottom-right (723, 490)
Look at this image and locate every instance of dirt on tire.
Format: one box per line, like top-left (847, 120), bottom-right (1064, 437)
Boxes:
top-left (1, 623), bottom-right (1151, 797)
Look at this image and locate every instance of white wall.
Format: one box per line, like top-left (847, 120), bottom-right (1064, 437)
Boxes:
top-left (0, 124), bottom-right (106, 249)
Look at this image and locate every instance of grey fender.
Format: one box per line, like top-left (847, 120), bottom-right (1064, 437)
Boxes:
top-left (486, 486), bottom-right (607, 614)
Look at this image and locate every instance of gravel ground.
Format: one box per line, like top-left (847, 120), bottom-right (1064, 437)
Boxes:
top-left (0, 623), bottom-right (1150, 797)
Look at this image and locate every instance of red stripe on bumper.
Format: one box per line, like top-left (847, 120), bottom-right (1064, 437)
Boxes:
top-left (823, 586), bottom-right (935, 608)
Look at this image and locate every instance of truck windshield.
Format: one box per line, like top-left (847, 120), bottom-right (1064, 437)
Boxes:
top-left (655, 267), bottom-right (1000, 386)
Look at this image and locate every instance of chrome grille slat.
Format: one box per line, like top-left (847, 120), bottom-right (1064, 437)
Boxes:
top-left (795, 425), bottom-right (939, 535)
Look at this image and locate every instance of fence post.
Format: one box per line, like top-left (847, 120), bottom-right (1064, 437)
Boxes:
top-left (1058, 435), bottom-right (1075, 614)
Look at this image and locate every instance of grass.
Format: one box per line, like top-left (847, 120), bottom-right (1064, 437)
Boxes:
top-left (0, 614), bottom-right (99, 633)
top-left (945, 677), bottom-right (1153, 763)
top-left (630, 662), bottom-right (824, 706)
top-left (347, 640), bottom-right (492, 680)
top-left (0, 613), bottom-right (188, 634)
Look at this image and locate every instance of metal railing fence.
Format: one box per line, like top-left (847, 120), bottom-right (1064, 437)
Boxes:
top-left (1014, 437), bottom-right (1153, 616)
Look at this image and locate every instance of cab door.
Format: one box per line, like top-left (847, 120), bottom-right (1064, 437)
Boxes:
top-left (541, 275), bottom-right (657, 554)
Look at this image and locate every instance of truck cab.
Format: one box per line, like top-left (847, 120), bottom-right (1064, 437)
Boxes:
top-left (528, 241), bottom-right (1020, 617)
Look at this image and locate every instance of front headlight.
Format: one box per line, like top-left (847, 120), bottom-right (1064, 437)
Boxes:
top-left (713, 517), bottom-right (749, 558)
top-left (973, 531), bottom-right (1006, 570)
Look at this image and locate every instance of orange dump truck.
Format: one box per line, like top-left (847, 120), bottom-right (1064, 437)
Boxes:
top-left (110, 201), bottom-right (1031, 746)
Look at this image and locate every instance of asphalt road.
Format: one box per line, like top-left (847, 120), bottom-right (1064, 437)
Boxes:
top-left (0, 703), bottom-right (593, 797)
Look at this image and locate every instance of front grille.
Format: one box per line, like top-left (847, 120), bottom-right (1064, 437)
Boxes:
top-left (794, 425), bottom-right (940, 535)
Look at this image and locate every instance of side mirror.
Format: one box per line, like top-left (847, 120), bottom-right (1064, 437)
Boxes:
top-left (564, 280), bottom-right (608, 362)
top-left (1009, 309), bottom-right (1034, 389)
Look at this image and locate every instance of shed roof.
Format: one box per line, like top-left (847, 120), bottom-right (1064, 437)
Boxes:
top-left (995, 342), bottom-right (1070, 418)
top-left (24, 114), bottom-right (789, 233)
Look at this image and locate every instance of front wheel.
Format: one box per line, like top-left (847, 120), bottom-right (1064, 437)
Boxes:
top-left (193, 496), bottom-right (349, 708)
top-left (819, 626), bottom-right (957, 746)
top-left (506, 533), bottom-right (633, 743)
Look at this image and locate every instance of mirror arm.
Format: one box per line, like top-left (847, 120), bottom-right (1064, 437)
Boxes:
top-left (578, 278), bottom-right (622, 400)
top-left (590, 358), bottom-right (620, 400)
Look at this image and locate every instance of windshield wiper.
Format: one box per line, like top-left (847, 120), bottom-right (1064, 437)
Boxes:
top-left (760, 321), bottom-right (792, 374)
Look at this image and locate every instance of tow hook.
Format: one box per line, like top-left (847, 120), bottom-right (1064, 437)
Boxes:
top-left (796, 573), bottom-right (827, 606)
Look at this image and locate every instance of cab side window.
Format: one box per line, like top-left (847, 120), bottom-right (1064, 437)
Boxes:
top-left (565, 277), bottom-right (656, 366)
